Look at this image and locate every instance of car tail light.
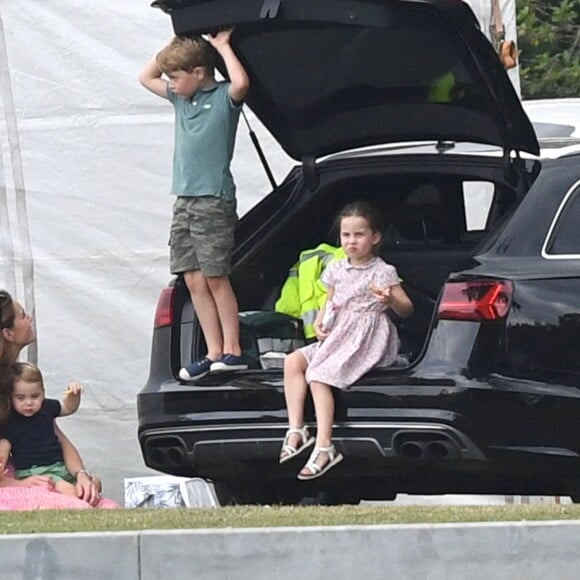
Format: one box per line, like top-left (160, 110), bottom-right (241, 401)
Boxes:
top-left (154, 287), bottom-right (175, 328)
top-left (437, 280), bottom-right (513, 321)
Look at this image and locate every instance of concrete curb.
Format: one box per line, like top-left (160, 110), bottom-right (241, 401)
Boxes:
top-left (2, 520), bottom-right (580, 579)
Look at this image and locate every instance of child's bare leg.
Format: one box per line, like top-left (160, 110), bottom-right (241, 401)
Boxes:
top-left (280, 352), bottom-right (310, 458)
top-left (309, 381), bottom-right (335, 447)
top-left (184, 270), bottom-right (223, 360)
top-left (206, 276), bottom-right (241, 356)
top-left (54, 479), bottom-right (79, 497)
top-left (284, 352), bottom-right (309, 428)
top-left (299, 381), bottom-right (337, 476)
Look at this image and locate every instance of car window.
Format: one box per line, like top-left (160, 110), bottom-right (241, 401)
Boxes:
top-left (463, 181), bottom-right (494, 231)
top-left (249, 26), bottom-right (478, 113)
top-left (546, 184), bottom-right (580, 255)
top-left (383, 181), bottom-right (461, 247)
top-left (381, 179), bottom-right (500, 249)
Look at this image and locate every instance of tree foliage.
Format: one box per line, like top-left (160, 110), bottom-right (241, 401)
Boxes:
top-left (517, 0), bottom-right (580, 98)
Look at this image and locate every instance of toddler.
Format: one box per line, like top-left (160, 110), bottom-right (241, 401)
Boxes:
top-left (0, 362), bottom-right (85, 496)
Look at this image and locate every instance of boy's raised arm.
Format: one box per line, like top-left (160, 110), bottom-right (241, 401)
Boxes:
top-left (60, 382), bottom-right (83, 417)
top-left (208, 29), bottom-right (249, 103)
top-left (139, 56), bottom-right (169, 99)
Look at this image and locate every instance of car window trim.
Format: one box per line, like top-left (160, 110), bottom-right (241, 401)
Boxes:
top-left (541, 178), bottom-right (580, 260)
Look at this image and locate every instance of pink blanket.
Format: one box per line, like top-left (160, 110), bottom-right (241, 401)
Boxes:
top-left (0, 486), bottom-right (119, 510)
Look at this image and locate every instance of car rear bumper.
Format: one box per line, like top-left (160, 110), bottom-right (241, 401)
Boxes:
top-left (139, 418), bottom-right (486, 473)
top-left (138, 371), bottom-right (580, 496)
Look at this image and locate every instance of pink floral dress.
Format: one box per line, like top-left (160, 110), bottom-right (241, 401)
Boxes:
top-left (300, 257), bottom-right (400, 389)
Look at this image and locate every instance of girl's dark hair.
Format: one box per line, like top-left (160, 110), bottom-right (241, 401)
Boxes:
top-left (337, 201), bottom-right (384, 233)
top-left (335, 201), bottom-right (384, 254)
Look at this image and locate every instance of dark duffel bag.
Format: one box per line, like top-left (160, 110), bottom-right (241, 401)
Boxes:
top-left (239, 311), bottom-right (305, 369)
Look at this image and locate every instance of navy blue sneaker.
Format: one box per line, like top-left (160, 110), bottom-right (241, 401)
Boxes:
top-left (179, 357), bottom-right (213, 381)
top-left (210, 354), bottom-right (248, 373)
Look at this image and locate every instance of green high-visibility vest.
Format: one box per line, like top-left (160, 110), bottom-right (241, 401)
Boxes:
top-left (275, 243), bottom-right (345, 339)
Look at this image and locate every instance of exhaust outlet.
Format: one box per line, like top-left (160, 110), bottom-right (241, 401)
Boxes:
top-left (146, 437), bottom-right (188, 468)
top-left (399, 441), bottom-right (425, 460)
top-left (150, 448), bottom-right (167, 466)
top-left (393, 431), bottom-right (462, 461)
top-left (426, 441), bottom-right (452, 460)
top-left (166, 446), bottom-right (186, 466)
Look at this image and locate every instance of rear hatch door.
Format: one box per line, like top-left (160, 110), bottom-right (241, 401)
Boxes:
top-left (152, 0), bottom-right (539, 159)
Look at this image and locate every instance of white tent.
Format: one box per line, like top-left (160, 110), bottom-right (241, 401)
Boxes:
top-left (0, 1), bottom-right (517, 504)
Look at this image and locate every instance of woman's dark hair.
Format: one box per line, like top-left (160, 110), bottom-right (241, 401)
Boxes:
top-left (0, 290), bottom-right (15, 423)
top-left (335, 201), bottom-right (384, 254)
top-left (0, 289), bottom-right (15, 332)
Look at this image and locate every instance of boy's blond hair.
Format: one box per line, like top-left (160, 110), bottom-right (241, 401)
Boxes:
top-left (156, 36), bottom-right (216, 74)
top-left (12, 361), bottom-right (44, 390)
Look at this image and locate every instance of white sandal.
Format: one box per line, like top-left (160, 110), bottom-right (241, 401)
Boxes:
top-left (297, 444), bottom-right (344, 480)
top-left (279, 426), bottom-right (315, 464)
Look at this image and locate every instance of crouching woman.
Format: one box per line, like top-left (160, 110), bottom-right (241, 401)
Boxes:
top-left (0, 289), bottom-right (104, 506)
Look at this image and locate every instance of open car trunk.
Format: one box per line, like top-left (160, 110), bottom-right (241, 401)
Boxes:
top-left (175, 153), bottom-right (535, 374)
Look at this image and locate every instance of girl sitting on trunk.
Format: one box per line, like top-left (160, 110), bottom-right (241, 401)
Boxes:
top-left (279, 201), bottom-right (414, 480)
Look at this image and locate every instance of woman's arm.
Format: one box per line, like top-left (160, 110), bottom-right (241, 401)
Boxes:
top-left (55, 422), bottom-right (101, 506)
top-left (0, 474), bottom-right (54, 488)
top-left (0, 442), bottom-right (54, 488)
top-left (0, 438), bottom-right (11, 474)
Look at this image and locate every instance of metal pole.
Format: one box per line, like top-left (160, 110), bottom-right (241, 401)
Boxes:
top-left (241, 108), bottom-right (277, 190)
top-left (0, 7), bottom-right (37, 362)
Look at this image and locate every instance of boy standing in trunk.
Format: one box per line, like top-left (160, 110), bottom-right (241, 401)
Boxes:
top-left (139, 30), bottom-right (250, 380)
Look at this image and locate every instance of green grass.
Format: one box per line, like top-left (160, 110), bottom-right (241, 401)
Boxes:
top-left (1, 504), bottom-right (580, 535)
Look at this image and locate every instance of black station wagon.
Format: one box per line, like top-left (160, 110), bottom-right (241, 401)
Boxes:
top-left (138, 0), bottom-right (580, 504)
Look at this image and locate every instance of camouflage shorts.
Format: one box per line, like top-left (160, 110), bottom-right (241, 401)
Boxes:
top-left (169, 196), bottom-right (238, 277)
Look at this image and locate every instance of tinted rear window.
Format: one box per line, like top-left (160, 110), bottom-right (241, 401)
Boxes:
top-left (243, 24), bottom-right (482, 120)
top-left (547, 184), bottom-right (580, 255)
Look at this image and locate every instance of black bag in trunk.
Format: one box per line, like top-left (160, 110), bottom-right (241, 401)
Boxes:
top-left (239, 311), bottom-right (305, 369)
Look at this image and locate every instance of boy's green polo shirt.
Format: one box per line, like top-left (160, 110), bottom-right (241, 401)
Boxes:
top-left (167, 81), bottom-right (241, 200)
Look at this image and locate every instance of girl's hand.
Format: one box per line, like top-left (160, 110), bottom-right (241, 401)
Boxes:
top-left (370, 284), bottom-right (392, 307)
top-left (313, 320), bottom-right (330, 342)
